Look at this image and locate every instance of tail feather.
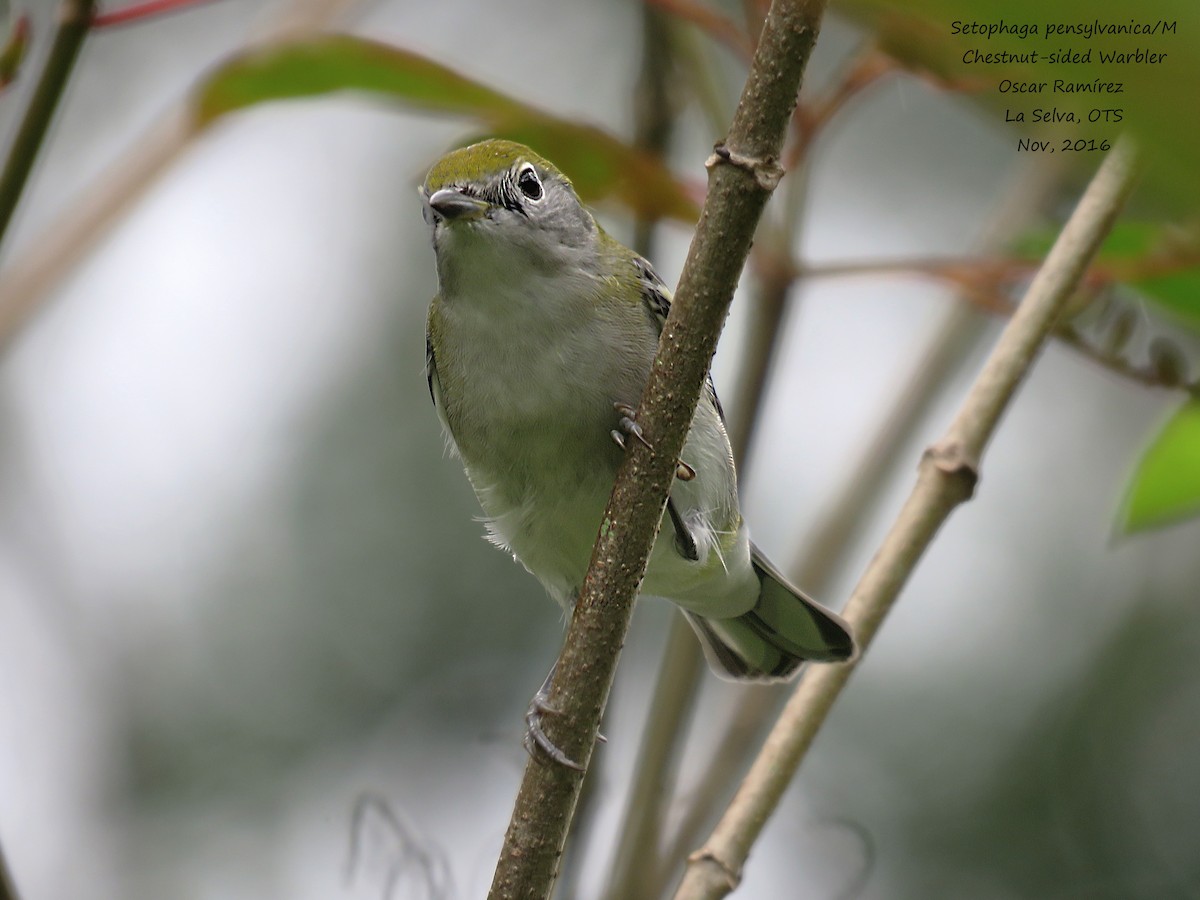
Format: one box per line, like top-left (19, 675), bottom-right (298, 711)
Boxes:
top-left (685, 545), bottom-right (856, 682)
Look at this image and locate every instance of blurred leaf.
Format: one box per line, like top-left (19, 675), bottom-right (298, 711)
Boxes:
top-left (1011, 220), bottom-right (1158, 260)
top-left (193, 35), bottom-right (527, 124)
top-left (1136, 259), bottom-right (1200, 334)
top-left (1013, 221), bottom-right (1200, 334)
top-left (192, 35), bottom-right (698, 222)
top-left (0, 13), bottom-right (28, 89)
top-left (1121, 400), bottom-right (1200, 532)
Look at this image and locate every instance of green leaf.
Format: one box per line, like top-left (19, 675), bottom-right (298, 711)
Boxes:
top-left (191, 35), bottom-right (698, 222)
top-left (193, 35), bottom-right (528, 124)
top-left (1010, 221), bottom-right (1162, 261)
top-left (1136, 272), bottom-right (1200, 334)
top-left (0, 14), bottom-right (29, 88)
top-left (1011, 221), bottom-right (1200, 336)
top-left (1122, 400), bottom-right (1200, 533)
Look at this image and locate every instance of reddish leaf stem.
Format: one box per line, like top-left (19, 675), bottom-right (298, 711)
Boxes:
top-left (92, 0), bottom-right (223, 29)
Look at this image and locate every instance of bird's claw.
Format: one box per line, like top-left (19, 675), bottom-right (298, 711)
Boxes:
top-left (611, 402), bottom-right (654, 453)
top-left (524, 685), bottom-right (584, 771)
top-left (611, 402), bottom-right (696, 482)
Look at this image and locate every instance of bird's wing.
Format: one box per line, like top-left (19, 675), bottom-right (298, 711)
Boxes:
top-left (425, 330), bottom-right (437, 405)
top-left (633, 256), bottom-right (727, 426)
top-left (633, 255), bottom-right (735, 563)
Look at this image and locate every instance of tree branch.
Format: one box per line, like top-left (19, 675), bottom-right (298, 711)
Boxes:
top-left (644, 0), bottom-right (754, 60)
top-left (0, 842), bottom-right (18, 900)
top-left (0, 0), bottom-right (361, 354)
top-left (91, 0), bottom-right (226, 29)
top-left (597, 8), bottom-right (701, 898)
top-left (673, 137), bottom-right (1139, 900)
top-left (0, 0), bottom-right (97, 252)
top-left (485, 1), bottom-right (830, 897)
top-left (602, 612), bottom-right (705, 900)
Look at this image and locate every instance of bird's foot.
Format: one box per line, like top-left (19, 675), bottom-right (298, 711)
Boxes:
top-left (610, 402), bottom-right (653, 453)
top-left (523, 668), bottom-right (583, 771)
top-left (610, 402), bottom-right (695, 481)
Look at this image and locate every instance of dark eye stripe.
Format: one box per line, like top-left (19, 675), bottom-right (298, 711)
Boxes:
top-left (498, 176), bottom-right (528, 215)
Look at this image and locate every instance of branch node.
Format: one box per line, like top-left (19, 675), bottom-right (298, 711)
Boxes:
top-left (924, 440), bottom-right (979, 497)
top-left (686, 847), bottom-right (742, 889)
top-left (706, 143), bottom-right (784, 190)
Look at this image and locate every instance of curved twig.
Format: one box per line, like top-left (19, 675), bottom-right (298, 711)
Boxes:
top-left (673, 138), bottom-right (1140, 900)
top-left (486, 1), bottom-right (831, 897)
top-left (0, 0), bottom-right (96, 250)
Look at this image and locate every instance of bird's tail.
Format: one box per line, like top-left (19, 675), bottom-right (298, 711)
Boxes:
top-left (684, 546), bottom-right (856, 682)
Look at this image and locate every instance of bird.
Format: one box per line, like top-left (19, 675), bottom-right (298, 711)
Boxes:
top-left (420, 139), bottom-right (854, 767)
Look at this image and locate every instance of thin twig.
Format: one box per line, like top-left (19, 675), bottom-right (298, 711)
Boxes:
top-left (673, 138), bottom-right (1139, 900)
top-left (0, 841), bottom-right (18, 900)
top-left (660, 158), bottom-right (1064, 897)
top-left (633, 240), bottom-right (811, 900)
top-left (630, 4), bottom-right (678, 259)
top-left (0, 15), bottom-right (32, 92)
top-left (0, 0), bottom-right (97, 251)
top-left (655, 161), bottom-right (1064, 887)
top-left (801, 250), bottom-right (1200, 286)
top-left (0, 112), bottom-right (191, 350)
top-left (787, 44), bottom-right (896, 169)
top-left (0, 0), bottom-right (361, 353)
top-left (654, 303), bottom-right (983, 892)
top-left (486, 1), bottom-right (831, 897)
top-left (726, 237), bottom-right (794, 469)
top-left (603, 13), bottom-right (735, 892)
top-left (0, 4), bottom-right (97, 893)
top-left (671, 25), bottom-right (733, 139)
top-left (580, 7), bottom-right (685, 898)
top-left (92, 0), bottom-right (227, 29)
top-left (644, 0), bottom-right (753, 60)
top-left (602, 615), bottom-right (706, 900)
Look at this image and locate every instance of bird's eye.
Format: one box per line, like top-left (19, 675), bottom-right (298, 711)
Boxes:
top-left (516, 165), bottom-right (543, 201)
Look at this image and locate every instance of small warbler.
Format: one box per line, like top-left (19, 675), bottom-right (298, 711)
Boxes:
top-left (420, 139), bottom-right (854, 765)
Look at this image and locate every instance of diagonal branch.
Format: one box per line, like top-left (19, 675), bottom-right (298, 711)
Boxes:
top-left (485, 1), bottom-right (830, 897)
top-left (673, 136), bottom-right (1139, 900)
top-left (0, 842), bottom-right (17, 900)
top-left (0, 0), bottom-right (97, 251)
top-left (91, 0), bottom-right (227, 29)
top-left (0, 0), bottom-right (361, 354)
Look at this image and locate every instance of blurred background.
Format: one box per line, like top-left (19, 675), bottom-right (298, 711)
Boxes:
top-left (0, 0), bottom-right (1198, 898)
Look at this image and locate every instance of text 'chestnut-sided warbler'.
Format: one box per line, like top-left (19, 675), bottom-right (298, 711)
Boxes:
top-left (421, 139), bottom-right (854, 765)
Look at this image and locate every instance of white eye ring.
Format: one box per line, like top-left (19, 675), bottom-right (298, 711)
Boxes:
top-left (516, 164), bottom-right (544, 202)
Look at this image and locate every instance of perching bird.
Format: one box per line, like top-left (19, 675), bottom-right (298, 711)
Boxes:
top-left (420, 139), bottom-right (854, 766)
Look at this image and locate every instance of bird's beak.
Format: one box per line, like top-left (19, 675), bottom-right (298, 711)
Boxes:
top-left (425, 188), bottom-right (490, 223)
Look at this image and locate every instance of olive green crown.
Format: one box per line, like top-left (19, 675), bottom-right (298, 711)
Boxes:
top-left (424, 139), bottom-right (567, 191)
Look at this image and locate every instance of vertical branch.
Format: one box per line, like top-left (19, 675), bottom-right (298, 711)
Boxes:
top-left (673, 138), bottom-right (1139, 900)
top-left (601, 7), bottom-right (706, 898)
top-left (602, 614), bottom-right (705, 900)
top-left (0, 842), bottom-right (18, 900)
top-left (0, 0), bottom-right (97, 250)
top-left (487, 1), bottom-right (831, 897)
top-left (630, 5), bottom-right (677, 258)
top-left (725, 237), bottom-right (794, 469)
top-left (0, 3), bottom-right (98, 892)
